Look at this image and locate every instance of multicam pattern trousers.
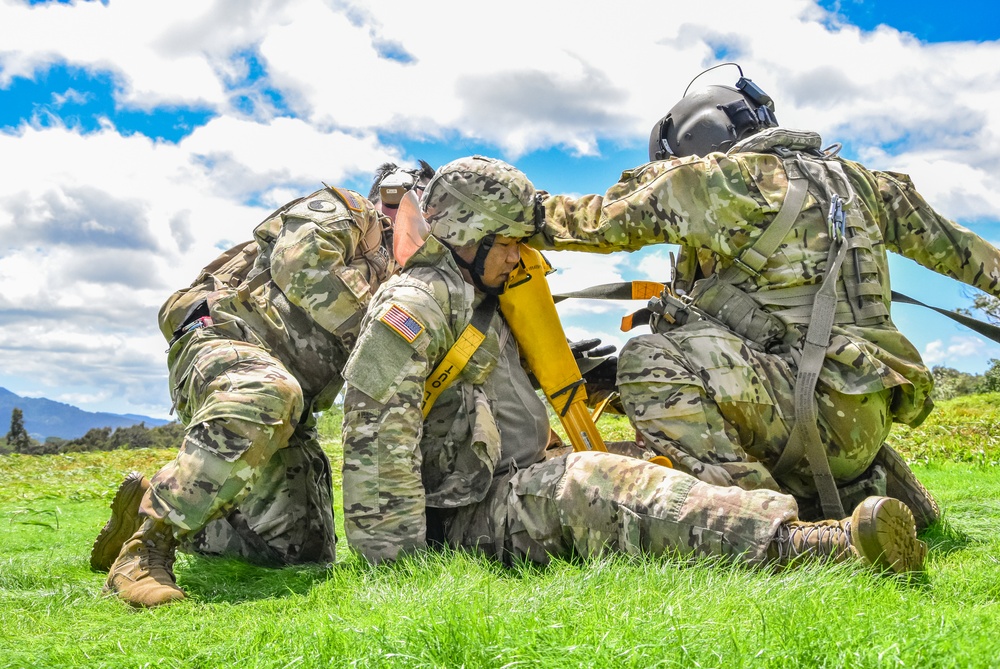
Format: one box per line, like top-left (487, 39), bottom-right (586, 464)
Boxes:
top-left (142, 328), bottom-right (336, 563)
top-left (443, 451), bottom-right (798, 565)
top-left (616, 322), bottom-right (893, 504)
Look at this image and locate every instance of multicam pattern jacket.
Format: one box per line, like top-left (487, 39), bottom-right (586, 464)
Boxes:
top-left (341, 236), bottom-right (548, 563)
top-left (532, 128), bottom-right (1000, 426)
top-left (209, 187), bottom-right (394, 410)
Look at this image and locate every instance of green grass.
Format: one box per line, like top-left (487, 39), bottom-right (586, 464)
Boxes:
top-left (888, 393), bottom-right (1000, 467)
top-left (2, 398), bottom-right (1000, 668)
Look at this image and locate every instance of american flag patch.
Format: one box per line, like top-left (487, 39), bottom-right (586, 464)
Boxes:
top-left (332, 187), bottom-right (365, 212)
top-left (380, 304), bottom-right (424, 343)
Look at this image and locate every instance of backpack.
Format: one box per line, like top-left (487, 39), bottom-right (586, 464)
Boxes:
top-left (157, 187), bottom-right (395, 345)
top-left (156, 239), bottom-right (260, 342)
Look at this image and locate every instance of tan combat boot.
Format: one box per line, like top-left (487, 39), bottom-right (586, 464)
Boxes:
top-left (104, 517), bottom-right (185, 607)
top-left (873, 443), bottom-right (941, 531)
top-left (90, 472), bottom-right (150, 572)
top-left (769, 496), bottom-right (927, 574)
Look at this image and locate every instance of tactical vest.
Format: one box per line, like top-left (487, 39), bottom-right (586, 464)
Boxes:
top-left (649, 128), bottom-right (889, 352)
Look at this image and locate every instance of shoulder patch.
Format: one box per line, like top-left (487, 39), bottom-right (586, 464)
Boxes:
top-left (329, 187), bottom-right (366, 212)
top-left (307, 199), bottom-right (338, 212)
top-left (380, 304), bottom-right (425, 343)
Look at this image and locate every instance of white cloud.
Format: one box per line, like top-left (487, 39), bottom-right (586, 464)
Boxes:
top-left (922, 336), bottom-right (989, 365)
top-left (0, 118), bottom-right (407, 416)
top-left (2, 0), bottom-right (1000, 416)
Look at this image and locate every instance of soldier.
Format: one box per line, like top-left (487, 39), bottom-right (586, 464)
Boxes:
top-left (340, 155), bottom-right (926, 575)
top-left (91, 161), bottom-right (433, 608)
top-left (531, 65), bottom-right (998, 528)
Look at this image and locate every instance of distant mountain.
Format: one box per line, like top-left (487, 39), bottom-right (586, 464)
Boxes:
top-left (0, 387), bottom-right (169, 441)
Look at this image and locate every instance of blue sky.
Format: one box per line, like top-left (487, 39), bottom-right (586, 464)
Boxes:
top-left (2, 0), bottom-right (1000, 419)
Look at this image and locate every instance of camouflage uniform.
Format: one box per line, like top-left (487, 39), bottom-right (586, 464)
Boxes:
top-left (532, 127), bottom-right (1000, 511)
top-left (341, 235), bottom-right (800, 565)
top-left (149, 186), bottom-right (393, 564)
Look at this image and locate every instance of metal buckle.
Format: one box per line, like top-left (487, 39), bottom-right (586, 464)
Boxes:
top-left (732, 256), bottom-right (763, 278)
top-left (828, 195), bottom-right (845, 242)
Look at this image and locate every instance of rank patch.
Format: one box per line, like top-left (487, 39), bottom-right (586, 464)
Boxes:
top-left (380, 304), bottom-right (424, 343)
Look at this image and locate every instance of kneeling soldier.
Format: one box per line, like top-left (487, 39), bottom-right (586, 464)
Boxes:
top-left (91, 162), bottom-right (433, 607)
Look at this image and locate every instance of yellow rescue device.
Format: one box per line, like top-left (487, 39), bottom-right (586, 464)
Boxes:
top-left (498, 244), bottom-right (607, 453)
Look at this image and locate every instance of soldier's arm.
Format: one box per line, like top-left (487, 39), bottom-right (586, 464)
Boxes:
top-left (341, 284), bottom-right (449, 564)
top-left (269, 191), bottom-right (380, 338)
top-left (529, 155), bottom-right (780, 256)
top-left (876, 170), bottom-right (1000, 295)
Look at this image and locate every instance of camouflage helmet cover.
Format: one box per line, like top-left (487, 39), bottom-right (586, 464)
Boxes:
top-left (421, 155), bottom-right (537, 248)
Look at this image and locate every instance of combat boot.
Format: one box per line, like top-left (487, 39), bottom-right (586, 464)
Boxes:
top-left (90, 472), bottom-right (150, 572)
top-left (872, 443), bottom-right (940, 531)
top-left (104, 517), bottom-right (185, 607)
top-left (769, 496), bottom-right (926, 574)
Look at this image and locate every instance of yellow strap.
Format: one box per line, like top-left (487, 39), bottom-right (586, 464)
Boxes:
top-left (422, 323), bottom-right (487, 418)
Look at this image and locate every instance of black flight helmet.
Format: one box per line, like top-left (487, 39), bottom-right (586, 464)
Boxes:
top-left (649, 63), bottom-right (778, 160)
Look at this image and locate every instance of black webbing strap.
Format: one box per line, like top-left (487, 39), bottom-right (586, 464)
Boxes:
top-left (891, 291), bottom-right (1000, 345)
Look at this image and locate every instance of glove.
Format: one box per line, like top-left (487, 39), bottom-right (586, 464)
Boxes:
top-left (568, 338), bottom-right (616, 362)
top-left (567, 338), bottom-right (620, 409)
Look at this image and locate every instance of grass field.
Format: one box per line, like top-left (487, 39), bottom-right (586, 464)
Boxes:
top-left (1, 397), bottom-right (999, 668)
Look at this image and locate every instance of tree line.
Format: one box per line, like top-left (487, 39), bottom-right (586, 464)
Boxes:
top-left (931, 359), bottom-right (1000, 400)
top-left (2, 407), bottom-right (184, 455)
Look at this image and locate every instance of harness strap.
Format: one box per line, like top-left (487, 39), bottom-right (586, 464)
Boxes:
top-left (771, 230), bottom-right (849, 518)
top-left (720, 159), bottom-right (809, 282)
top-left (235, 268), bottom-right (272, 310)
top-left (422, 296), bottom-right (498, 417)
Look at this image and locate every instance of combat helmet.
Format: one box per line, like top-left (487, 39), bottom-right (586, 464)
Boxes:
top-left (421, 155), bottom-right (539, 294)
top-left (422, 155), bottom-right (538, 246)
top-left (649, 63), bottom-right (778, 160)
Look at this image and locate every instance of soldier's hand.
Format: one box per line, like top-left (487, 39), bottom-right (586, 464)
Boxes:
top-left (580, 355), bottom-right (620, 412)
top-left (581, 355), bottom-right (617, 388)
top-left (568, 338), bottom-right (616, 361)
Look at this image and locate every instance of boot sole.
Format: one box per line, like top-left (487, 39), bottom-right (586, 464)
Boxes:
top-left (851, 496), bottom-right (927, 574)
top-left (90, 472), bottom-right (149, 572)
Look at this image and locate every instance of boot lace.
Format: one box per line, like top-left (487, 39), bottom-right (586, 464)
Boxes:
top-left (774, 519), bottom-right (851, 564)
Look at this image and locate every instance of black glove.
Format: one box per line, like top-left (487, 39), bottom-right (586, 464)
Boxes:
top-left (567, 338), bottom-right (619, 405)
top-left (568, 338), bottom-right (616, 363)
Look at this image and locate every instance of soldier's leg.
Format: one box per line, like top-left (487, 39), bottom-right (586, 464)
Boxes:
top-left (619, 326), bottom-right (894, 504)
top-left (184, 413), bottom-right (337, 564)
top-left (105, 333), bottom-right (304, 606)
top-left (502, 451), bottom-right (795, 565)
top-left (497, 452), bottom-right (924, 574)
top-left (617, 325), bottom-right (793, 491)
top-left (782, 385), bottom-right (894, 514)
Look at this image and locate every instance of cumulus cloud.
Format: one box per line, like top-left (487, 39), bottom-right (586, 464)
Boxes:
top-left (922, 336), bottom-right (989, 365)
top-left (1, 0), bottom-right (1000, 416)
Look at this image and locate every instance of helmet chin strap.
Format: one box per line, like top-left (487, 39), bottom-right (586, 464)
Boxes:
top-left (448, 234), bottom-right (505, 296)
